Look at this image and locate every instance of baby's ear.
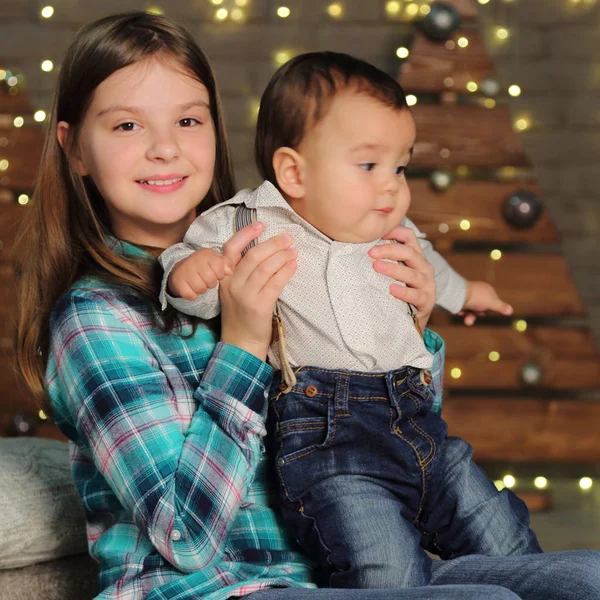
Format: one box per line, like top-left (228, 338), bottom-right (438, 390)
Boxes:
top-left (57, 121), bottom-right (88, 176)
top-left (272, 147), bottom-right (305, 199)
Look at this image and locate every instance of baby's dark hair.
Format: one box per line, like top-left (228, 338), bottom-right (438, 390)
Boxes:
top-left (255, 51), bottom-right (408, 186)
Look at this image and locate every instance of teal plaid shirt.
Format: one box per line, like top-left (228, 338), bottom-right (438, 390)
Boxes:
top-left (46, 239), bottom-right (315, 600)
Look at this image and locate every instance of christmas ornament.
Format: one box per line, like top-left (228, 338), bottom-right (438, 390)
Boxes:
top-left (429, 170), bottom-right (454, 191)
top-left (420, 2), bottom-right (461, 41)
top-left (503, 189), bottom-right (543, 229)
top-left (520, 362), bottom-right (544, 387)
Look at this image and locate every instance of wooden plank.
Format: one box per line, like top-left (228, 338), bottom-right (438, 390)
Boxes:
top-left (400, 30), bottom-right (496, 94)
top-left (0, 127), bottom-right (43, 189)
top-left (517, 491), bottom-right (552, 513)
top-left (411, 105), bottom-right (530, 168)
top-left (441, 252), bottom-right (586, 317)
top-left (443, 397), bottom-right (600, 462)
top-left (436, 325), bottom-right (600, 390)
top-left (443, 0), bottom-right (479, 19)
top-left (0, 91), bottom-right (32, 115)
top-left (408, 179), bottom-right (559, 244)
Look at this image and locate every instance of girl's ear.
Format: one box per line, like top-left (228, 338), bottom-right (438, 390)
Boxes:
top-left (272, 147), bottom-right (306, 199)
top-left (57, 121), bottom-right (88, 175)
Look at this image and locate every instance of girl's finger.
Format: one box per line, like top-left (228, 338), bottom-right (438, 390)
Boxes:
top-left (373, 259), bottom-right (429, 290)
top-left (369, 241), bottom-right (429, 271)
top-left (232, 234), bottom-right (294, 283)
top-left (222, 222), bottom-right (265, 266)
top-left (245, 247), bottom-right (298, 294)
top-left (260, 259), bottom-right (298, 306)
top-left (381, 226), bottom-right (425, 256)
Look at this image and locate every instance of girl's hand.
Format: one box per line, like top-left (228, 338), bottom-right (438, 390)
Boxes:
top-left (459, 281), bottom-right (513, 326)
top-left (368, 225), bottom-right (436, 332)
top-left (219, 223), bottom-right (298, 361)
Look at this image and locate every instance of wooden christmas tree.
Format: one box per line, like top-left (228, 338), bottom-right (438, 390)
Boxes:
top-left (400, 0), bottom-right (600, 507)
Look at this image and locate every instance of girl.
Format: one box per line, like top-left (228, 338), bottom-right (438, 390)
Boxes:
top-left (15, 11), bottom-right (600, 600)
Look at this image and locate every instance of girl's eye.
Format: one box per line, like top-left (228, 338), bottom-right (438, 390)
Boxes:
top-left (115, 122), bottom-right (139, 132)
top-left (395, 166), bottom-right (407, 176)
top-left (359, 163), bottom-right (376, 172)
top-left (178, 117), bottom-right (201, 127)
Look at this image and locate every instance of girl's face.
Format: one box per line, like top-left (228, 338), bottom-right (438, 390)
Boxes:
top-left (66, 57), bottom-right (216, 248)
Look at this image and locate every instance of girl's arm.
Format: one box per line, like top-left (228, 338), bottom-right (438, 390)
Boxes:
top-left (49, 231), bottom-right (297, 573)
top-left (49, 290), bottom-right (271, 573)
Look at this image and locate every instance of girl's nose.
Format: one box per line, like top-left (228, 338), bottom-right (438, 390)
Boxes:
top-left (146, 129), bottom-right (180, 162)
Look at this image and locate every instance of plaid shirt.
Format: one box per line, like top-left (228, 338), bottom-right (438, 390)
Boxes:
top-left (45, 239), bottom-right (315, 600)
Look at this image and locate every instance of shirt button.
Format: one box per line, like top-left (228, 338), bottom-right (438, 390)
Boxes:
top-left (171, 529), bottom-right (182, 541)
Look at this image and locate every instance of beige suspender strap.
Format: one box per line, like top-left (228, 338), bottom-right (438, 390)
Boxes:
top-left (234, 205), bottom-right (297, 392)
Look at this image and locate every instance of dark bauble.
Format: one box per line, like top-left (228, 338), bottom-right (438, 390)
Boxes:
top-left (9, 413), bottom-right (37, 436)
top-left (429, 170), bottom-right (454, 191)
top-left (503, 189), bottom-right (543, 229)
top-left (480, 78), bottom-right (501, 98)
top-left (420, 2), bottom-right (461, 41)
top-left (520, 362), bottom-right (544, 387)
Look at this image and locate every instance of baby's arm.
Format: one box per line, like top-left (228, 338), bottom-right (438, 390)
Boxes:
top-left (159, 205), bottom-right (237, 319)
top-left (402, 217), bottom-right (512, 321)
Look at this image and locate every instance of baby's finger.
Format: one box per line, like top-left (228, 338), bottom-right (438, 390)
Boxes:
top-left (173, 280), bottom-right (201, 301)
top-left (207, 256), bottom-right (233, 281)
top-left (197, 264), bottom-right (219, 289)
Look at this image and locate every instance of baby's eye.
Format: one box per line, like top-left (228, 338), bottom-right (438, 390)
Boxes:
top-left (178, 117), bottom-right (201, 127)
top-left (395, 166), bottom-right (407, 176)
top-left (359, 163), bottom-right (376, 172)
top-left (115, 122), bottom-right (139, 132)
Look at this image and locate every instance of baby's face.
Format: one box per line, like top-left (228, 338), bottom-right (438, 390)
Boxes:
top-left (291, 90), bottom-right (416, 243)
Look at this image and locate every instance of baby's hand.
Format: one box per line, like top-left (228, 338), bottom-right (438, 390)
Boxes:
top-left (168, 249), bottom-right (233, 301)
top-left (460, 281), bottom-right (513, 326)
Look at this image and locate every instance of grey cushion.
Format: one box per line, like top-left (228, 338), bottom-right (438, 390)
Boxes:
top-left (0, 554), bottom-right (98, 600)
top-left (0, 437), bottom-right (88, 569)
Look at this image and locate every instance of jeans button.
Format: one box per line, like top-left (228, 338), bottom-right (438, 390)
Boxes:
top-left (305, 385), bottom-right (318, 397)
top-left (277, 457), bottom-right (285, 467)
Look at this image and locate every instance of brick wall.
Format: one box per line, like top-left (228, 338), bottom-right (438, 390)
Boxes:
top-left (1, 0), bottom-right (598, 343)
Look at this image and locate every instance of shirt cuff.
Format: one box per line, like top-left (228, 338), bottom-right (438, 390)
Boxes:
top-left (202, 342), bottom-right (273, 417)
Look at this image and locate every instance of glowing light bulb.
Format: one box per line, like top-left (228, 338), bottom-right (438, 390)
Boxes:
top-left (466, 81), bottom-right (478, 92)
top-left (0, 159), bottom-right (9, 171)
top-left (508, 84), bottom-right (522, 97)
top-left (580, 477), bottom-right (593, 490)
top-left (514, 319), bottom-right (528, 333)
top-left (457, 37), bottom-right (469, 48)
top-left (406, 94), bottom-right (417, 106)
top-left (386, 1), bottom-right (402, 16)
top-left (327, 3), bottom-right (343, 17)
top-left (396, 47), bottom-right (409, 59)
top-left (503, 475), bottom-right (516, 488)
top-left (41, 5), bottom-right (54, 18)
top-left (496, 28), bottom-right (509, 40)
top-left (491, 249), bottom-right (502, 260)
top-left (41, 60), bottom-right (54, 72)
top-left (450, 368), bottom-right (462, 379)
top-left (34, 110), bottom-right (47, 122)
top-left (13, 116), bottom-right (24, 128)
top-left (215, 8), bottom-right (228, 20)
top-left (534, 477), bottom-right (548, 489)
top-left (18, 193), bottom-right (30, 205)
top-left (515, 118), bottom-right (529, 131)
top-left (488, 351), bottom-right (501, 362)
top-left (277, 6), bottom-right (290, 17)
top-left (460, 219), bottom-right (471, 231)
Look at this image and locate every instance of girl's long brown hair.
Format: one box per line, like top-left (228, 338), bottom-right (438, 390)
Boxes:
top-left (15, 12), bottom-right (235, 402)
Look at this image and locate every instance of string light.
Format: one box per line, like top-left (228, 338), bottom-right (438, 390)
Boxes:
top-left (478, 0), bottom-right (490, 3)
top-left (274, 50), bottom-right (292, 66)
top-left (405, 3), bottom-right (419, 17)
top-left (491, 249), bottom-right (502, 260)
top-left (7, 76), bottom-right (18, 87)
top-left (483, 98), bottom-right (496, 109)
top-left (420, 4), bottom-right (431, 15)
top-left (466, 81), bottom-right (478, 92)
top-left (508, 85), bottom-right (522, 97)
top-left (406, 94), bottom-right (417, 106)
top-left (514, 319), bottom-right (528, 333)
top-left (580, 477), bottom-right (593, 490)
top-left (386, 1), bottom-right (401, 16)
top-left (515, 118), bottom-right (530, 131)
top-left (460, 219), bottom-right (471, 231)
top-left (13, 116), bottom-right (24, 128)
top-left (230, 8), bottom-right (245, 22)
top-left (488, 351), bottom-right (501, 362)
top-left (496, 27), bottom-right (510, 40)
top-left (18, 194), bottom-right (30, 205)
top-left (327, 3), bottom-right (343, 18)
top-left (277, 6), bottom-right (290, 18)
top-left (0, 70), bottom-right (6, 80)
top-left (40, 5), bottom-right (54, 18)
top-left (38, 409), bottom-right (48, 420)
top-left (146, 6), bottom-right (164, 14)
top-left (457, 37), bottom-right (469, 48)
top-left (503, 475), bottom-right (516, 488)
top-left (215, 8), bottom-right (228, 20)
top-left (396, 47), bottom-right (410, 59)
top-left (34, 110), bottom-right (47, 122)
top-left (0, 159), bottom-right (9, 171)
top-left (456, 165), bottom-right (469, 177)
top-left (41, 60), bottom-right (54, 72)
top-left (534, 476), bottom-right (548, 489)
top-left (210, 0), bottom-right (223, 4)
top-left (450, 367), bottom-right (462, 379)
